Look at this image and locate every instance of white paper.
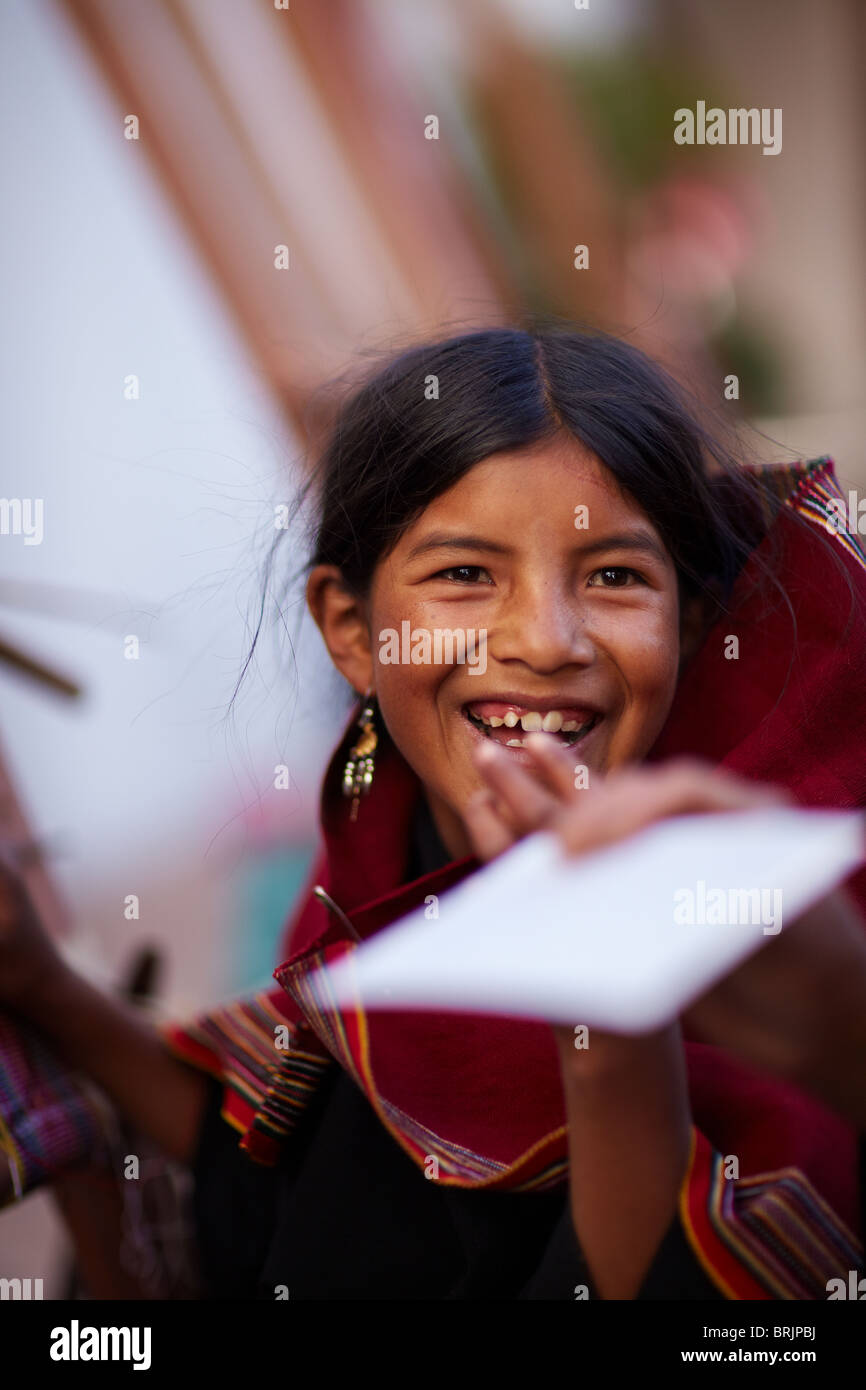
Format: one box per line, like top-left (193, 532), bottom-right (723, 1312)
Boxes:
top-left (308, 808), bottom-right (865, 1034)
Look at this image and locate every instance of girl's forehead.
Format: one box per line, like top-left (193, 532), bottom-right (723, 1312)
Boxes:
top-left (407, 445), bottom-right (645, 526)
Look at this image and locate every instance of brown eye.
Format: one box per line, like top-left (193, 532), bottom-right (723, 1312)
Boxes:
top-left (436, 565), bottom-right (491, 584)
top-left (587, 567), bottom-right (642, 588)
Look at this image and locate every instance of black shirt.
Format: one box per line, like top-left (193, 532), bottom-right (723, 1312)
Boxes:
top-left (192, 1055), bottom-right (724, 1300)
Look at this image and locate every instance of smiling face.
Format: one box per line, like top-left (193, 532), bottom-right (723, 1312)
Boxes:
top-left (308, 435), bottom-right (694, 859)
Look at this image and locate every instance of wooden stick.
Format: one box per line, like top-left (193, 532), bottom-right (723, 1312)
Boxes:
top-left (0, 633), bottom-right (82, 700)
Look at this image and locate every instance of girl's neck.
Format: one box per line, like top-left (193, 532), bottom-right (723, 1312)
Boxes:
top-left (419, 788), bottom-right (472, 864)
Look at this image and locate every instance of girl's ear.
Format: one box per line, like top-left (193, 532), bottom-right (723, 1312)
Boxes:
top-left (306, 565), bottom-right (374, 696)
top-left (678, 591), bottom-right (716, 673)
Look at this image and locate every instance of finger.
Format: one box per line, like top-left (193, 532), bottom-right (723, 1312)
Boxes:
top-left (601, 757), bottom-right (786, 802)
top-left (472, 740), bottom-right (561, 835)
top-left (652, 760), bottom-right (791, 808)
top-left (462, 789), bottom-right (515, 863)
top-left (553, 761), bottom-right (789, 857)
top-left (521, 732), bottom-right (584, 801)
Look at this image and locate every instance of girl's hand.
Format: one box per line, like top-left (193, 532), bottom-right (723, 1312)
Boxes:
top-left (466, 738), bottom-right (866, 1124)
top-left (465, 734), bottom-right (786, 864)
top-left (466, 741), bottom-right (784, 1073)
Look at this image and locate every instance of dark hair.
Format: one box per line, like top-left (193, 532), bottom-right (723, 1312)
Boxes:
top-left (307, 325), bottom-right (768, 603)
top-left (235, 323), bottom-right (853, 709)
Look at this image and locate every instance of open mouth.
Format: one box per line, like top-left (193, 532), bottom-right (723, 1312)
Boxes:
top-left (462, 700), bottom-right (600, 750)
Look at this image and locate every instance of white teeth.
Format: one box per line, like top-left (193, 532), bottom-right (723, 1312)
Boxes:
top-left (505, 738), bottom-right (524, 747)
top-left (468, 706), bottom-right (596, 737)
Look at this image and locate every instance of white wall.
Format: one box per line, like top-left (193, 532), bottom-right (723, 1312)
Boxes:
top-left (0, 0), bottom-right (338, 940)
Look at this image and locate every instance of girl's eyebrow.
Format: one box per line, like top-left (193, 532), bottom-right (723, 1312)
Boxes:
top-left (578, 531), bottom-right (667, 562)
top-left (405, 529), bottom-right (667, 562)
top-left (405, 533), bottom-right (510, 560)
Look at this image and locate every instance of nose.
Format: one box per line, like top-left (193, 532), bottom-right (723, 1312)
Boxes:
top-left (490, 579), bottom-right (596, 675)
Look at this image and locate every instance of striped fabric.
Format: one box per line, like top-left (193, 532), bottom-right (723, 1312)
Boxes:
top-left (282, 945), bottom-right (571, 1192)
top-left (681, 1129), bottom-right (863, 1300)
top-left (757, 455), bottom-right (866, 572)
top-left (0, 1011), bottom-right (112, 1205)
top-left (164, 980), bottom-right (863, 1297)
top-left (158, 992), bottom-right (332, 1166)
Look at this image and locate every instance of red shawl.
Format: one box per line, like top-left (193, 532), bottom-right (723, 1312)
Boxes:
top-left (162, 457), bottom-right (866, 1299)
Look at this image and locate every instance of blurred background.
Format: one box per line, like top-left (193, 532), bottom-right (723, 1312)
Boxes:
top-left (1, 0), bottom-right (865, 1292)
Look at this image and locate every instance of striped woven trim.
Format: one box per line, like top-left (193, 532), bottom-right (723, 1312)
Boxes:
top-left (159, 992), bottom-right (332, 1156)
top-left (0, 1110), bottom-right (26, 1204)
top-left (0, 1012), bottom-right (113, 1204)
top-left (758, 456), bottom-right (866, 572)
top-left (680, 1128), bottom-right (863, 1300)
top-left (282, 946), bottom-right (569, 1192)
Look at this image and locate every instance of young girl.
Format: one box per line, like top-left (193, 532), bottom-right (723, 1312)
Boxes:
top-left (3, 327), bottom-right (866, 1300)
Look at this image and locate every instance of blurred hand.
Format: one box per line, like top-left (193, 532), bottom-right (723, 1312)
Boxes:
top-left (0, 842), bottom-right (65, 1013)
top-left (464, 738), bottom-right (866, 1120)
top-left (465, 740), bottom-right (782, 1076)
top-left (464, 735), bottom-right (786, 864)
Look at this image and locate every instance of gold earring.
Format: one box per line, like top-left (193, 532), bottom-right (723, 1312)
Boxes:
top-left (342, 695), bottom-right (378, 821)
